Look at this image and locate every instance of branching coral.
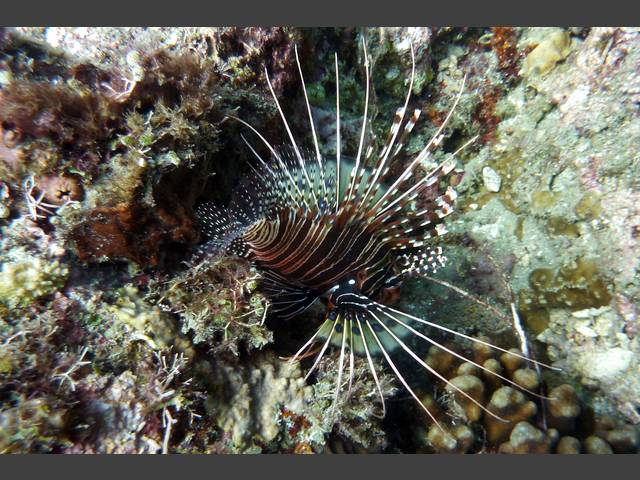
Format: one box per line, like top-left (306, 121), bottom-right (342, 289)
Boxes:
top-left (308, 355), bottom-right (397, 451)
top-left (0, 247), bottom-right (68, 309)
top-left (154, 257), bottom-right (271, 354)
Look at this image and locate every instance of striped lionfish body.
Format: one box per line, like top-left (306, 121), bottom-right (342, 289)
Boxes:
top-left (198, 39), bottom-right (551, 427)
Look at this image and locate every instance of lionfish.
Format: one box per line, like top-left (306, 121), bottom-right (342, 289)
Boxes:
top-left (198, 37), bottom-right (552, 429)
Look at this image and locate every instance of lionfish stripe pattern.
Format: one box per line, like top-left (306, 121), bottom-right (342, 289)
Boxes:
top-left (198, 38), bottom-right (554, 430)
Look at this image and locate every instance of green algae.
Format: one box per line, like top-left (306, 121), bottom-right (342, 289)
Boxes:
top-left (546, 216), bottom-right (581, 238)
top-left (519, 258), bottom-right (612, 334)
top-left (574, 191), bottom-right (604, 221)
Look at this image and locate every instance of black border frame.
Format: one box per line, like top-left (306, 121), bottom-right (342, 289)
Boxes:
top-left (2, 0), bottom-right (640, 26)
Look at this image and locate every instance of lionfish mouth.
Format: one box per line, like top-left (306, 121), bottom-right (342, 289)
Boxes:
top-left (197, 37), bottom-right (557, 430)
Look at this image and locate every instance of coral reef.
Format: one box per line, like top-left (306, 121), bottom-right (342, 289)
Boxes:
top-left (206, 350), bottom-right (314, 452)
top-left (427, 27), bottom-right (640, 429)
top-left (1, 26), bottom-right (639, 453)
top-left (1, 27), bottom-right (300, 268)
top-left (155, 257), bottom-right (272, 355)
top-left (0, 26), bottom-right (302, 454)
top-left (407, 342), bottom-right (639, 453)
top-left (0, 248), bottom-right (68, 308)
top-left (538, 306), bottom-right (639, 424)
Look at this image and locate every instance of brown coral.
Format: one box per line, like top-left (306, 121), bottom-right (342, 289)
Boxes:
top-left (426, 424), bottom-right (475, 453)
top-left (409, 337), bottom-right (638, 454)
top-left (498, 421), bottom-right (558, 454)
top-left (485, 386), bottom-right (538, 444)
top-left (0, 80), bottom-right (122, 177)
top-left (556, 436), bottom-right (581, 454)
top-left (36, 174), bottom-right (85, 205)
top-left (547, 384), bottom-right (581, 434)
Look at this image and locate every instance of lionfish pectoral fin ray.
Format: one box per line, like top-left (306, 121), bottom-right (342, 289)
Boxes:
top-left (366, 308), bottom-right (509, 424)
top-left (374, 304), bottom-right (552, 400)
top-left (303, 317), bottom-right (339, 382)
top-left (334, 52), bottom-right (342, 212)
top-left (418, 273), bottom-right (514, 334)
top-left (347, 316), bottom-right (356, 395)
top-left (364, 318), bottom-right (444, 431)
top-left (451, 134), bottom-right (480, 157)
top-left (381, 303), bottom-right (560, 372)
top-left (293, 308), bottom-right (391, 417)
top-left (288, 334), bottom-right (320, 365)
top-left (356, 314), bottom-right (387, 418)
top-left (331, 315), bottom-right (349, 414)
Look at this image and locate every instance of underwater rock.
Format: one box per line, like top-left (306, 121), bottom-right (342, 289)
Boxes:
top-left (70, 201), bottom-right (200, 267)
top-left (521, 30), bottom-right (572, 77)
top-left (538, 306), bottom-right (640, 424)
top-left (580, 349), bottom-right (634, 383)
top-left (207, 350), bottom-right (314, 451)
top-left (69, 371), bottom-right (163, 454)
top-left (482, 166), bottom-right (502, 192)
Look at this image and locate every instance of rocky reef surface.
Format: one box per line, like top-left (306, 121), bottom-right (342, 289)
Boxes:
top-left (0, 27), bottom-right (638, 453)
